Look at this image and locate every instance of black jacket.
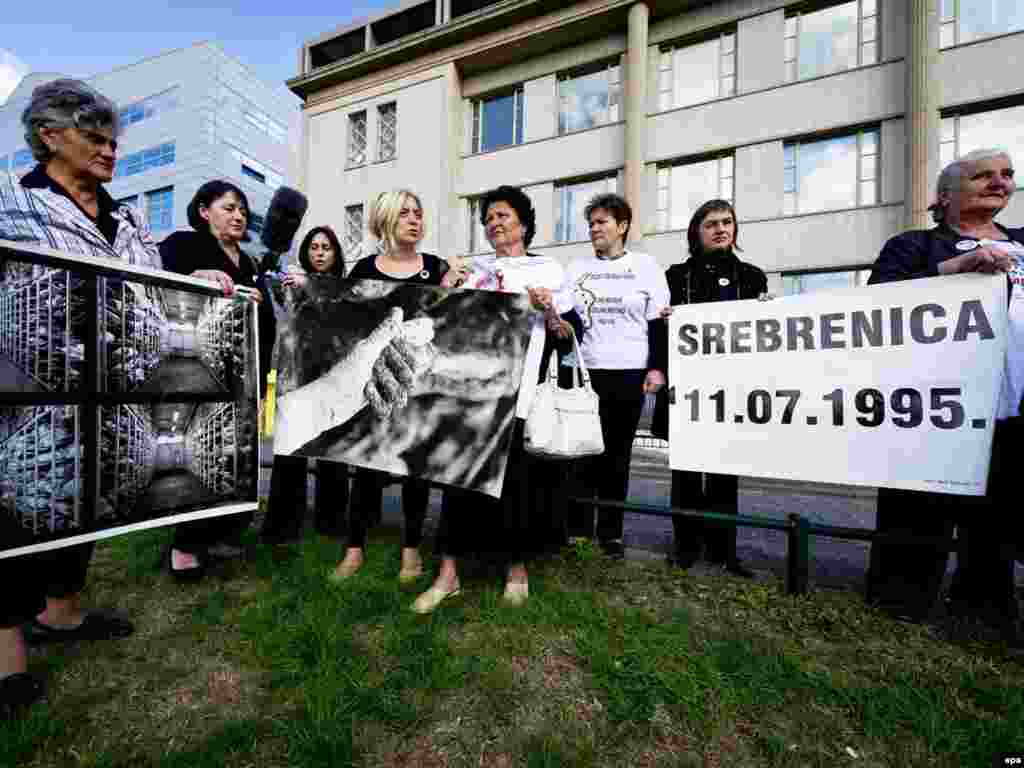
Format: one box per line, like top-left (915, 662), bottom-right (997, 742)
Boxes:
top-left (651, 251), bottom-right (767, 439)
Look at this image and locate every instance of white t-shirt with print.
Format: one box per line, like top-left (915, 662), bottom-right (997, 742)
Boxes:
top-left (565, 250), bottom-right (670, 370)
top-left (465, 253), bottom-right (573, 417)
top-left (984, 238), bottom-right (1024, 419)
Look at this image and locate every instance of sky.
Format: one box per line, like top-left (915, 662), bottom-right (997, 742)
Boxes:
top-left (0, 2), bottom-right (396, 103)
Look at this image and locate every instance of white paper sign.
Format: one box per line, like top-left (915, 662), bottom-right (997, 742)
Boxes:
top-left (667, 273), bottom-right (1009, 495)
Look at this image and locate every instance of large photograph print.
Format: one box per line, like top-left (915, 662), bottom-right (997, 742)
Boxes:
top-left (273, 277), bottom-right (531, 498)
top-left (0, 240), bottom-right (259, 558)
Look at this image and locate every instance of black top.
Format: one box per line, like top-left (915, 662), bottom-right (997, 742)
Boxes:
top-left (21, 164), bottom-right (120, 246)
top-left (869, 223), bottom-right (1024, 285)
top-left (651, 250), bottom-right (767, 440)
top-left (348, 252), bottom-right (447, 284)
top-left (160, 230), bottom-right (277, 389)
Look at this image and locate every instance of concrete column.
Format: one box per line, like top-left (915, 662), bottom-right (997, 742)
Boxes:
top-left (904, 0), bottom-right (940, 230)
top-left (624, 2), bottom-right (649, 243)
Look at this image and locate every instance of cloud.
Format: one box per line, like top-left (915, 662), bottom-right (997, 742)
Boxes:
top-left (0, 49), bottom-right (29, 103)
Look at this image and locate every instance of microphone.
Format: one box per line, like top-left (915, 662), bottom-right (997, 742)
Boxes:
top-left (259, 186), bottom-right (308, 273)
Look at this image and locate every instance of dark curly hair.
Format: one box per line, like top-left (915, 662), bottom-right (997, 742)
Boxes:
top-left (478, 185), bottom-right (536, 248)
top-left (297, 226), bottom-right (345, 277)
top-left (186, 180), bottom-right (251, 233)
top-left (584, 192), bottom-right (632, 241)
top-left (686, 199), bottom-right (741, 258)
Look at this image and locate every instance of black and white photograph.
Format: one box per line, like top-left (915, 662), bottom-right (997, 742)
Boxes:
top-left (273, 277), bottom-right (532, 498)
top-left (0, 244), bottom-right (259, 558)
top-left (0, 258), bottom-right (254, 397)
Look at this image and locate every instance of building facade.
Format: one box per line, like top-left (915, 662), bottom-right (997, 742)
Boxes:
top-left (288, 0), bottom-right (1024, 293)
top-left (0, 42), bottom-right (298, 242)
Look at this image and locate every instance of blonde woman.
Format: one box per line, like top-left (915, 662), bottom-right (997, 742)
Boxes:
top-left (332, 190), bottom-right (463, 583)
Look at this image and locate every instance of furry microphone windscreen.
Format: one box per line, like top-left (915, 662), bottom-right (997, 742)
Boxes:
top-left (260, 186), bottom-right (309, 254)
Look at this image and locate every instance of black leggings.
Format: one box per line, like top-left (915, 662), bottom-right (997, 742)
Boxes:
top-left (346, 470), bottom-right (428, 549)
top-left (670, 471), bottom-right (739, 565)
top-left (260, 455), bottom-right (349, 545)
top-left (567, 369), bottom-right (646, 543)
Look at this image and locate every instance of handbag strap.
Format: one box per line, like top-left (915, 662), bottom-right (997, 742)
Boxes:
top-left (547, 327), bottom-right (592, 390)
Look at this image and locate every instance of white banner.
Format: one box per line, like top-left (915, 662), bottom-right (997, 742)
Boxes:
top-left (667, 273), bottom-right (1009, 495)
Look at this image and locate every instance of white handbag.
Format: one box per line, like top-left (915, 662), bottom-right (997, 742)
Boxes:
top-left (524, 331), bottom-right (605, 459)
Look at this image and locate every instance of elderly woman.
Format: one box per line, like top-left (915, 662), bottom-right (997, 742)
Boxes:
top-left (867, 148), bottom-right (1022, 643)
top-left (412, 185), bottom-right (583, 613)
top-left (159, 180), bottom-right (272, 579)
top-left (564, 193), bottom-right (670, 559)
top-left (652, 199), bottom-right (765, 577)
top-left (0, 78), bottom-right (153, 717)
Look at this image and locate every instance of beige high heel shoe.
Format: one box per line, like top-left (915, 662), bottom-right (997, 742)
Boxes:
top-left (411, 583), bottom-right (461, 614)
top-left (502, 580), bottom-right (529, 606)
top-left (398, 548), bottom-right (423, 584)
top-left (328, 551), bottom-right (364, 583)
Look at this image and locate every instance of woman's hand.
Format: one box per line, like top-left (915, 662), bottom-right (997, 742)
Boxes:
top-left (527, 286), bottom-right (554, 312)
top-left (643, 369), bottom-right (666, 394)
top-left (659, 306), bottom-right (673, 319)
top-left (282, 273), bottom-right (308, 289)
top-left (441, 258), bottom-right (471, 289)
top-left (938, 246), bottom-right (1015, 275)
top-left (192, 269), bottom-right (235, 296)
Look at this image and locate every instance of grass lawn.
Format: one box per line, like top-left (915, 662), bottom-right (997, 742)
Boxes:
top-left (2, 526), bottom-right (1022, 767)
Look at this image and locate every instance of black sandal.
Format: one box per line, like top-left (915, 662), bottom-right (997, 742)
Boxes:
top-left (0, 673), bottom-right (44, 720)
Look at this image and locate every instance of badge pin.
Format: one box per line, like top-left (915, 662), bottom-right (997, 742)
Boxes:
top-left (718, 277), bottom-right (731, 287)
top-left (955, 240), bottom-right (979, 251)
top-left (420, 269), bottom-right (430, 280)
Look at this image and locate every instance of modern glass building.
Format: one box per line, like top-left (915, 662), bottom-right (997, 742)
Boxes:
top-left (0, 42), bottom-right (298, 243)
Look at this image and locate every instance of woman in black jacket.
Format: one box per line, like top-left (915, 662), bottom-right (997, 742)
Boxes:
top-left (865, 149), bottom-right (1021, 641)
top-left (160, 180), bottom-right (273, 579)
top-left (653, 199), bottom-right (765, 577)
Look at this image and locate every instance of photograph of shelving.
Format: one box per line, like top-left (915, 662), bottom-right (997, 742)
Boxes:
top-left (0, 244), bottom-right (259, 558)
top-left (0, 406), bottom-right (82, 535)
top-left (0, 264), bottom-right (85, 392)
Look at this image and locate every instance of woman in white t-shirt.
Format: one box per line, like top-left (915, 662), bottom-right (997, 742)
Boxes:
top-left (565, 193), bottom-right (670, 558)
top-left (411, 185), bottom-right (584, 613)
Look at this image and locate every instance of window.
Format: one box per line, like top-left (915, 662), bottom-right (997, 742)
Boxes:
top-left (658, 31), bottom-right (735, 111)
top-left (115, 194), bottom-right (138, 209)
top-left (554, 174), bottom-right (617, 243)
top-left (0, 155), bottom-right (7, 171)
top-left (145, 187), bottom-right (174, 233)
top-left (656, 155), bottom-right (734, 231)
top-left (472, 86), bottom-right (524, 153)
top-left (12, 149), bottom-right (33, 169)
top-left (377, 102), bottom-right (397, 162)
top-left (783, 128), bottom-right (879, 215)
top-left (344, 204), bottom-right (365, 260)
top-left (245, 111), bottom-right (287, 143)
top-left (785, 0), bottom-right (877, 82)
top-left (558, 61), bottom-right (621, 134)
top-left (941, 0), bottom-right (1024, 47)
top-left (782, 268), bottom-right (872, 295)
top-left (467, 198), bottom-right (489, 253)
top-left (114, 142), bottom-right (175, 178)
top-left (229, 147), bottom-right (283, 189)
top-left (119, 88), bottom-right (179, 128)
top-left (348, 110), bottom-right (367, 166)
top-left (942, 103), bottom-right (1024, 168)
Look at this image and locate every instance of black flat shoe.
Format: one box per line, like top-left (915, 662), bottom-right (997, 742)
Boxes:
top-left (0, 673), bottom-right (44, 720)
top-left (168, 548), bottom-right (205, 582)
top-left (723, 560), bottom-right (755, 579)
top-left (25, 613), bottom-right (134, 645)
top-left (668, 549), bottom-right (700, 569)
top-left (599, 539), bottom-right (625, 560)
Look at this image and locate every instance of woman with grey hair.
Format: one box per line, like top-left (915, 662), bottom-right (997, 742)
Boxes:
top-left (867, 148), bottom-right (1022, 644)
top-left (0, 78), bottom-right (156, 718)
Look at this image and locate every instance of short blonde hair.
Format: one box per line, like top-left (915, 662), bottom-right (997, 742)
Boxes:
top-left (369, 189), bottom-right (425, 255)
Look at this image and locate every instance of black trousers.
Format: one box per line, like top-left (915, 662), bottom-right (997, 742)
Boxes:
top-left (346, 470), bottom-right (429, 550)
top-left (260, 455), bottom-right (350, 544)
top-left (567, 369), bottom-right (646, 543)
top-left (670, 471), bottom-right (739, 565)
top-left (0, 515), bottom-right (93, 628)
top-left (867, 417), bottom-right (1021, 623)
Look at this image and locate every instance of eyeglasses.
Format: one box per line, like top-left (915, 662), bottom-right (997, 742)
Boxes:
top-left (78, 129), bottom-right (118, 152)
